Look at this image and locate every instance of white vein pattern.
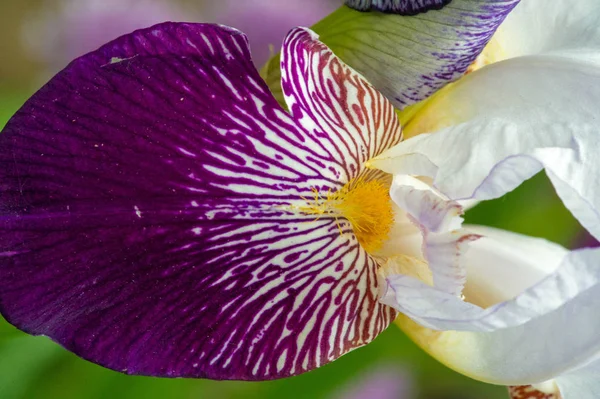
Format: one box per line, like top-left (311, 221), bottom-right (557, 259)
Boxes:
top-left (281, 28), bottom-right (403, 183)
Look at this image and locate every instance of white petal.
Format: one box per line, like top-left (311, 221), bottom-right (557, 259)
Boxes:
top-left (463, 225), bottom-right (568, 307)
top-left (387, 242), bottom-right (600, 385)
top-left (556, 359), bottom-right (600, 399)
top-left (374, 204), bottom-right (423, 259)
top-left (367, 2), bottom-right (600, 389)
top-left (496, 0), bottom-right (600, 60)
top-left (389, 175), bottom-right (477, 296)
top-left (370, 56), bottom-right (600, 240)
top-left (391, 175), bottom-right (463, 233)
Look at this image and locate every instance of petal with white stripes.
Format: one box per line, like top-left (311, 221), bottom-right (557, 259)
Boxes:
top-left (0, 23), bottom-right (398, 380)
top-left (281, 27), bottom-right (403, 183)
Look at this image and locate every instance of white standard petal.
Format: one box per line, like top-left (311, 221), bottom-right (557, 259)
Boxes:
top-left (371, 63), bottom-right (600, 388)
top-left (495, 0), bottom-right (600, 60)
top-left (370, 56), bottom-right (600, 240)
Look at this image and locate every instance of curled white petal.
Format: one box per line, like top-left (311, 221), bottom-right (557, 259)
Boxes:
top-left (393, 243), bottom-right (600, 385)
top-left (384, 245), bottom-right (597, 332)
top-left (390, 175), bottom-right (463, 233)
top-left (389, 175), bottom-right (476, 296)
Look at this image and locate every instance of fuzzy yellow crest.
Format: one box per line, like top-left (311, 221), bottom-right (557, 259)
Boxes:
top-left (301, 177), bottom-right (394, 253)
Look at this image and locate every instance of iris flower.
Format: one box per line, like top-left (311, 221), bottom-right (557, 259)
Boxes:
top-left (0, 1), bottom-right (599, 399)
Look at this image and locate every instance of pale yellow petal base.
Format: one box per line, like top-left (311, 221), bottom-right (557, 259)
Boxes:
top-left (395, 315), bottom-right (503, 385)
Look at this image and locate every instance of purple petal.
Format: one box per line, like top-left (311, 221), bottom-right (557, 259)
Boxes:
top-left (305, 0), bottom-right (521, 108)
top-left (0, 23), bottom-right (396, 380)
top-left (345, 0), bottom-right (451, 15)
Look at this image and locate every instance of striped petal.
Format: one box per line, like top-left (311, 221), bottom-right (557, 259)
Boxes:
top-left (0, 23), bottom-right (398, 380)
top-left (281, 28), bottom-right (403, 181)
top-left (262, 0), bottom-right (520, 109)
top-left (508, 385), bottom-right (560, 399)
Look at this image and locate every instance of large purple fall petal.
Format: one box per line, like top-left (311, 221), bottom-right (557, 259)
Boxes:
top-left (0, 23), bottom-right (397, 380)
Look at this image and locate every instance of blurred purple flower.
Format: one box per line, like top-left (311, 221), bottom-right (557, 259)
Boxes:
top-left (214, 0), bottom-right (341, 65)
top-left (22, 0), bottom-right (191, 72)
top-left (22, 0), bottom-right (341, 75)
top-left (330, 365), bottom-right (414, 399)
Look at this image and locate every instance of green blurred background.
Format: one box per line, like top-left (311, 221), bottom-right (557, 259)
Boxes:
top-left (0, 1), bottom-right (588, 398)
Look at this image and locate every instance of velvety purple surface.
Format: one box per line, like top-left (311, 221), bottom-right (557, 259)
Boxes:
top-left (0, 23), bottom-right (399, 380)
top-left (345, 0), bottom-right (452, 15)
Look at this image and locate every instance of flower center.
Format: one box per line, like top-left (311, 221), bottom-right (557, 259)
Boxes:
top-left (301, 177), bottom-right (394, 253)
